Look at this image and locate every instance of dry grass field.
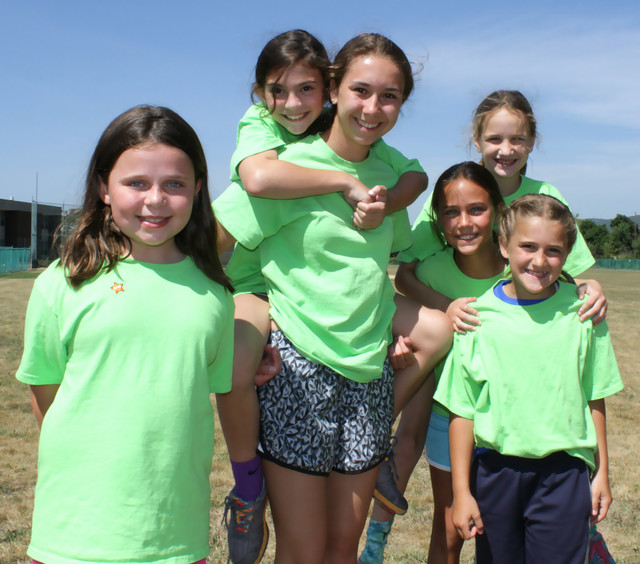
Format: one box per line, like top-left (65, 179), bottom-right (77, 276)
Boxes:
top-left (1, 267), bottom-right (638, 563)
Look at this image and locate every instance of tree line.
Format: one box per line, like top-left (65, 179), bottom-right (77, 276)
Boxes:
top-left (578, 215), bottom-right (639, 259)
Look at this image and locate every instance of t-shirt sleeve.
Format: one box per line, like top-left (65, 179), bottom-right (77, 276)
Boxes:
top-left (229, 105), bottom-right (292, 182)
top-left (434, 333), bottom-right (481, 420)
top-left (214, 182), bottom-right (296, 250)
top-left (16, 277), bottom-right (67, 385)
top-left (208, 291), bottom-right (235, 393)
top-left (397, 192), bottom-right (445, 262)
top-left (581, 320), bottom-right (623, 401)
top-left (374, 139), bottom-right (425, 176)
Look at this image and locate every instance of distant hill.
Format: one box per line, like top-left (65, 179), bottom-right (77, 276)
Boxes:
top-left (582, 215), bottom-right (639, 230)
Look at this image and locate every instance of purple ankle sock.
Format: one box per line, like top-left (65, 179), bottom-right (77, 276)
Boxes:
top-left (231, 456), bottom-right (264, 501)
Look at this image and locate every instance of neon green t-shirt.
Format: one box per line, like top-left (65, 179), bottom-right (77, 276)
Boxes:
top-left (399, 175), bottom-right (595, 277)
top-left (224, 105), bottom-right (425, 296)
top-left (415, 247), bottom-right (505, 416)
top-left (17, 259), bottom-right (234, 564)
top-left (434, 280), bottom-right (623, 469)
top-left (216, 134), bottom-right (408, 382)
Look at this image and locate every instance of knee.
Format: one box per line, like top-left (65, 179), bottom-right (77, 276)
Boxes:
top-left (413, 308), bottom-right (453, 355)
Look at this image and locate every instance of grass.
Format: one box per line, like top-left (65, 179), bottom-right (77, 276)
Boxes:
top-left (1, 267), bottom-right (639, 563)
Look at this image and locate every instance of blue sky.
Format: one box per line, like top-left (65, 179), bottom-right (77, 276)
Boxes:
top-left (1, 0), bottom-right (639, 220)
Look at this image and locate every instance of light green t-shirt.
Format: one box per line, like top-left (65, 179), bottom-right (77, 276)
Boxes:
top-left (223, 105), bottom-right (424, 295)
top-left (17, 258), bottom-right (234, 564)
top-left (399, 175), bottom-right (595, 277)
top-left (434, 281), bottom-right (623, 469)
top-left (415, 247), bottom-right (505, 416)
top-left (216, 134), bottom-right (408, 382)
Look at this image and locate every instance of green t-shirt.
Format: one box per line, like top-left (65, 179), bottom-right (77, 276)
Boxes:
top-left (216, 134), bottom-right (409, 382)
top-left (415, 247), bottom-right (505, 416)
top-left (399, 175), bottom-right (595, 277)
top-left (222, 106), bottom-right (424, 295)
top-left (434, 281), bottom-right (623, 469)
top-left (17, 258), bottom-right (234, 564)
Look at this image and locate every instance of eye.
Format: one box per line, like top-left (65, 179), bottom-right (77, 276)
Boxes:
top-left (301, 85), bottom-right (315, 92)
top-left (470, 206), bottom-right (488, 215)
top-left (351, 86), bottom-right (367, 95)
top-left (166, 181), bottom-right (185, 188)
top-left (127, 180), bottom-right (146, 189)
top-left (486, 136), bottom-right (501, 144)
top-left (383, 92), bottom-right (399, 100)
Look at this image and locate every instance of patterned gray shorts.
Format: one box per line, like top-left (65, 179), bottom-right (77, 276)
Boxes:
top-left (257, 330), bottom-right (394, 475)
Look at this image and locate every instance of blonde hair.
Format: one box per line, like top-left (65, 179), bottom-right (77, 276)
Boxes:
top-left (499, 194), bottom-right (577, 283)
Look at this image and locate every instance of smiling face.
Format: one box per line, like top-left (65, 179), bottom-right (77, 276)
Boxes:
top-left (438, 178), bottom-right (498, 256)
top-left (99, 143), bottom-right (200, 264)
top-left (325, 55), bottom-right (405, 161)
top-left (475, 108), bottom-right (534, 190)
top-left (499, 215), bottom-right (568, 300)
top-left (256, 62), bottom-right (325, 135)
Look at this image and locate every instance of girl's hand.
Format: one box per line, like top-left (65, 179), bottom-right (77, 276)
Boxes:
top-left (576, 279), bottom-right (607, 324)
top-left (452, 491), bottom-right (484, 539)
top-left (254, 345), bottom-right (282, 387)
top-left (387, 335), bottom-right (416, 370)
top-left (342, 177), bottom-right (374, 209)
top-left (446, 297), bottom-right (480, 334)
top-left (590, 470), bottom-right (612, 524)
top-left (353, 185), bottom-right (387, 230)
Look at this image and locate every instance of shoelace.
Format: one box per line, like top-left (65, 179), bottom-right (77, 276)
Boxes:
top-left (223, 495), bottom-right (255, 533)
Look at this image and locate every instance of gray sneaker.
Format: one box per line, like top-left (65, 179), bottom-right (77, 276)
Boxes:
top-left (223, 484), bottom-right (269, 563)
top-left (373, 439), bottom-right (408, 515)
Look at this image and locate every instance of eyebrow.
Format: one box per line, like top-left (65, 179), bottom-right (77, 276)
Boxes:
top-left (349, 80), bottom-right (402, 93)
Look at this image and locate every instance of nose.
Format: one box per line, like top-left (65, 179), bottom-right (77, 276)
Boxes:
top-left (459, 211), bottom-right (471, 227)
top-left (145, 185), bottom-right (166, 207)
top-left (497, 139), bottom-right (514, 155)
top-left (285, 91), bottom-right (302, 109)
top-left (531, 249), bottom-right (546, 267)
top-left (363, 94), bottom-right (381, 115)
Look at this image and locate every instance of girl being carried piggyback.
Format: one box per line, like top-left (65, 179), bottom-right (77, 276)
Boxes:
top-left (435, 193), bottom-right (623, 564)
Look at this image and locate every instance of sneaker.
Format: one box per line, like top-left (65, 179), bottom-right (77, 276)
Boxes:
top-left (223, 483), bottom-right (269, 564)
top-left (359, 518), bottom-right (394, 564)
top-left (373, 438), bottom-right (408, 515)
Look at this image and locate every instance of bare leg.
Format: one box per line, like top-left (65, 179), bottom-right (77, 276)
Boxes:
top-left (263, 460), bottom-right (327, 564)
top-left (326, 467), bottom-right (380, 564)
top-left (370, 376), bottom-right (434, 525)
top-left (428, 465), bottom-right (464, 564)
top-left (392, 295), bottom-right (452, 417)
top-left (216, 293), bottom-right (270, 462)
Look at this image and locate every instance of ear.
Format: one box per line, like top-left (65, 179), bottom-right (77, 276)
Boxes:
top-left (474, 138), bottom-right (482, 153)
top-left (494, 202), bottom-right (505, 225)
top-left (253, 82), bottom-right (266, 103)
top-left (525, 135), bottom-right (535, 154)
top-left (98, 179), bottom-right (110, 205)
top-left (195, 179), bottom-right (202, 195)
top-left (329, 79), bottom-right (338, 105)
top-left (498, 235), bottom-right (509, 261)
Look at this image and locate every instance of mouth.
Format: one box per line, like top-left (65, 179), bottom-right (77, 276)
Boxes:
top-left (282, 112), bottom-right (310, 122)
top-left (355, 118), bottom-right (382, 131)
top-left (139, 216), bottom-right (170, 227)
top-left (495, 157), bottom-right (518, 167)
top-left (524, 269), bottom-right (548, 279)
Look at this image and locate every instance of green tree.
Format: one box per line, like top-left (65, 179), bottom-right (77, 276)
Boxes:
top-left (578, 219), bottom-right (610, 258)
top-left (609, 214), bottom-right (636, 256)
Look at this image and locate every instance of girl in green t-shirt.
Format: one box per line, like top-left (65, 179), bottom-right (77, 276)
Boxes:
top-left (215, 30), bottom-right (431, 563)
top-left (361, 162), bottom-right (506, 564)
top-left (215, 33), bottom-right (453, 563)
top-left (17, 106), bottom-right (234, 564)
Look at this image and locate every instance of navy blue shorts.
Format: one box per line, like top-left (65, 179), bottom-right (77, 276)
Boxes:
top-left (472, 450), bottom-right (591, 564)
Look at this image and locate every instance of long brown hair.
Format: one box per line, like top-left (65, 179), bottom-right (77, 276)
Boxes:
top-left (60, 105), bottom-right (232, 291)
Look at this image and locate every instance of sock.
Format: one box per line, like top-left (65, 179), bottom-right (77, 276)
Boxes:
top-left (360, 518), bottom-right (394, 564)
top-left (230, 456), bottom-right (263, 501)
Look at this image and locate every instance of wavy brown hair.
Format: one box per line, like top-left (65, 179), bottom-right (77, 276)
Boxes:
top-left (60, 105), bottom-right (232, 291)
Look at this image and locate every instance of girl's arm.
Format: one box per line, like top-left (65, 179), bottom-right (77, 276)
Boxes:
top-left (354, 171), bottom-right (429, 229)
top-left (450, 414), bottom-right (484, 539)
top-left (30, 384), bottom-right (60, 429)
top-left (588, 398), bottom-right (612, 524)
top-left (575, 278), bottom-right (607, 324)
top-left (216, 220), bottom-right (237, 254)
top-left (238, 150), bottom-right (371, 206)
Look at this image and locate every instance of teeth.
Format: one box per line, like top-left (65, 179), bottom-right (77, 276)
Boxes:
top-left (142, 217), bottom-right (167, 224)
top-left (458, 234), bottom-right (476, 240)
top-left (356, 119), bottom-right (379, 129)
top-left (284, 113), bottom-right (306, 121)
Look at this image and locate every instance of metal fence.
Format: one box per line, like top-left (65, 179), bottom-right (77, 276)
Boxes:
top-left (0, 247), bottom-right (31, 274)
top-left (594, 259), bottom-right (640, 271)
